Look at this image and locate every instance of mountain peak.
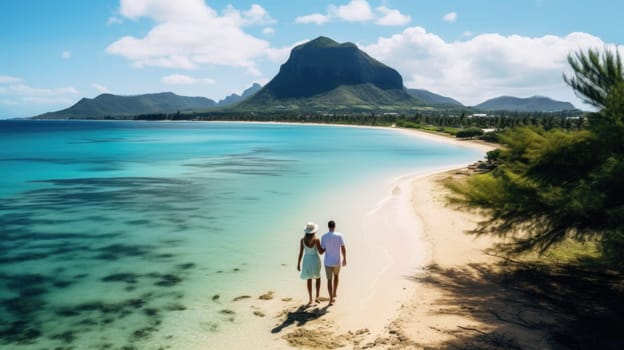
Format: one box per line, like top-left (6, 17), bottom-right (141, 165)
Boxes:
top-left (258, 36), bottom-right (404, 99)
top-left (304, 36), bottom-right (339, 48)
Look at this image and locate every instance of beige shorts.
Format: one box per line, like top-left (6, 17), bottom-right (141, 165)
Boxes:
top-left (325, 265), bottom-right (341, 280)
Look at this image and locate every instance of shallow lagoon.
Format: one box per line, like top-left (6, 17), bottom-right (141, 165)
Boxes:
top-left (0, 120), bottom-right (484, 349)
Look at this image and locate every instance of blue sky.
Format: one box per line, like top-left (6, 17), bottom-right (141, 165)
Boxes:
top-left (0, 0), bottom-right (622, 118)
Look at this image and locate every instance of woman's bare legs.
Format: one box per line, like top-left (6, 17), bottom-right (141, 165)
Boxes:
top-left (306, 279), bottom-right (313, 305)
top-left (314, 278), bottom-right (321, 303)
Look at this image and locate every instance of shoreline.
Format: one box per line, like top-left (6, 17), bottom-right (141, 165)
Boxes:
top-left (261, 128), bottom-right (498, 348)
top-left (195, 122), bottom-right (498, 349)
top-left (5, 119), bottom-right (502, 348)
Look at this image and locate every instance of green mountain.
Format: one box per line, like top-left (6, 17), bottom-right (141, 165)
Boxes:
top-left (36, 92), bottom-right (217, 119)
top-left (236, 36), bottom-right (424, 112)
top-left (406, 88), bottom-right (463, 107)
top-left (474, 95), bottom-right (576, 112)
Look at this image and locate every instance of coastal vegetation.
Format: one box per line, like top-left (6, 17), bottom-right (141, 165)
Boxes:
top-left (446, 48), bottom-right (624, 266)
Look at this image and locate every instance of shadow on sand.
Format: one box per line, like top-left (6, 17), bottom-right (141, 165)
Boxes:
top-left (409, 260), bottom-right (624, 349)
top-left (271, 304), bottom-right (329, 334)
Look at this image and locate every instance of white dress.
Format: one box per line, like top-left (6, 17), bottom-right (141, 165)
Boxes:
top-left (300, 242), bottom-right (321, 280)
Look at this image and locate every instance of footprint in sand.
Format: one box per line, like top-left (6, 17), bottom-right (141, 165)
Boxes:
top-left (259, 291), bottom-right (274, 300)
top-left (233, 295), bottom-right (251, 302)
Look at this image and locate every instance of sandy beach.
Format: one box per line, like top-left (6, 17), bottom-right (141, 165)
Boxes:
top-left (213, 128), bottom-right (538, 349)
top-left (179, 126), bottom-right (560, 349)
top-left (251, 129), bottom-right (554, 349)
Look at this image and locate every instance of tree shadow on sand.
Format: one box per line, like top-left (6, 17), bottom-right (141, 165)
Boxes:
top-left (271, 304), bottom-right (329, 334)
top-left (409, 260), bottom-right (624, 349)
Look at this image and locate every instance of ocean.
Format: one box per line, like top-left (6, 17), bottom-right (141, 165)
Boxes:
top-left (0, 120), bottom-right (485, 349)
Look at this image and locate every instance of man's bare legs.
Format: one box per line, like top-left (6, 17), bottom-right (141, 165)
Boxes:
top-left (327, 272), bottom-right (339, 305)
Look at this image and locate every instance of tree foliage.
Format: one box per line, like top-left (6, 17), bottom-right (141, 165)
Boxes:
top-left (564, 48), bottom-right (623, 109)
top-left (447, 48), bottom-right (624, 263)
top-left (455, 127), bottom-right (484, 138)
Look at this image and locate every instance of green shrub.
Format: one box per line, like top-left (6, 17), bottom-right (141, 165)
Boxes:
top-left (455, 127), bottom-right (485, 138)
top-left (479, 131), bottom-right (500, 143)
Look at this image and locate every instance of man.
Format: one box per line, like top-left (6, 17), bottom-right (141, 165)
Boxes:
top-left (320, 220), bottom-right (346, 306)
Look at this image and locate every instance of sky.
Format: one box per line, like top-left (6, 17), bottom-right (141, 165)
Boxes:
top-left (0, 0), bottom-right (622, 118)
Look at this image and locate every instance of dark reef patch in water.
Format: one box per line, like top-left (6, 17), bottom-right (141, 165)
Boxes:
top-left (18, 286), bottom-right (48, 298)
top-left (154, 274), bottom-right (183, 287)
top-left (92, 243), bottom-right (152, 260)
top-left (164, 303), bottom-right (186, 311)
top-left (102, 273), bottom-right (140, 284)
top-left (176, 262), bottom-right (196, 270)
top-left (125, 219), bottom-right (151, 225)
top-left (53, 280), bottom-right (74, 288)
top-left (0, 173), bottom-right (209, 348)
top-left (0, 320), bottom-right (43, 345)
top-left (50, 330), bottom-right (76, 344)
top-left (143, 308), bottom-right (159, 317)
top-left (2, 296), bottom-right (46, 318)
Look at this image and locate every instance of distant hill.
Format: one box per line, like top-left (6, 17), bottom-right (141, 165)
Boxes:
top-left (474, 96), bottom-right (576, 112)
top-left (36, 92), bottom-right (217, 119)
top-left (237, 36), bottom-right (424, 111)
top-left (218, 83), bottom-right (262, 107)
top-left (406, 88), bottom-right (463, 107)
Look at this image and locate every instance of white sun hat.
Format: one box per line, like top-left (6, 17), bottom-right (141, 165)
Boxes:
top-left (303, 222), bottom-right (319, 234)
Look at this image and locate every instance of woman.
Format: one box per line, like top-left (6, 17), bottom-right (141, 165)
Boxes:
top-left (297, 221), bottom-right (323, 305)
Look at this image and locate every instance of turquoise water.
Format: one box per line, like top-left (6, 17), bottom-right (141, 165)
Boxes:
top-left (0, 120), bottom-right (484, 349)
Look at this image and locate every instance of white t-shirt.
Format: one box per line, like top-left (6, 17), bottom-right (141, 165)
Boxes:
top-left (320, 231), bottom-right (345, 267)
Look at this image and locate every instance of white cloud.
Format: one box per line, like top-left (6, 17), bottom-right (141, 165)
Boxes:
top-left (222, 3), bottom-right (275, 26)
top-left (0, 75), bottom-right (22, 84)
top-left (243, 4), bottom-right (275, 25)
top-left (0, 78), bottom-right (80, 116)
top-left (62, 51), bottom-right (72, 59)
top-left (162, 73), bottom-right (216, 85)
top-left (295, 13), bottom-right (330, 25)
top-left (463, 31), bottom-right (473, 37)
top-left (0, 76), bottom-right (79, 97)
top-left (8, 84), bottom-right (79, 96)
top-left (361, 28), bottom-right (615, 107)
top-left (266, 43), bottom-right (298, 64)
top-left (107, 0), bottom-right (271, 72)
top-left (107, 16), bottom-right (123, 25)
top-left (333, 0), bottom-right (374, 22)
top-left (375, 6), bottom-right (411, 26)
top-left (296, 1), bottom-right (409, 26)
top-left (0, 77), bottom-right (79, 112)
top-left (262, 27), bottom-right (275, 35)
top-left (92, 83), bottom-right (110, 94)
top-left (20, 96), bottom-right (77, 105)
top-left (443, 12), bottom-right (457, 23)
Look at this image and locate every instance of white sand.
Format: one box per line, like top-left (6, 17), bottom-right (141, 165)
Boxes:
top-left (251, 128), bottom-right (499, 348)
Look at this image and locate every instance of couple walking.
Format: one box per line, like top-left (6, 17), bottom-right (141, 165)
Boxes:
top-left (296, 220), bottom-right (346, 306)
